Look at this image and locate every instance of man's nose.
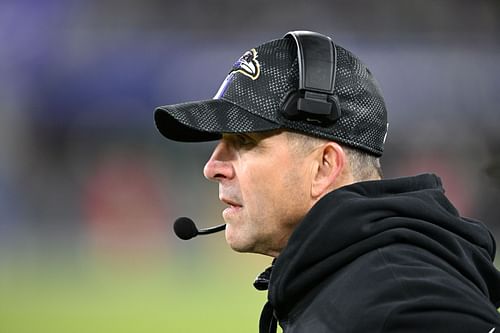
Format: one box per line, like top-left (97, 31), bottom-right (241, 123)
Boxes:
top-left (203, 141), bottom-right (235, 182)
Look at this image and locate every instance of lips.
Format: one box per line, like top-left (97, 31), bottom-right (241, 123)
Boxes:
top-left (220, 197), bottom-right (243, 221)
top-left (221, 197), bottom-right (242, 208)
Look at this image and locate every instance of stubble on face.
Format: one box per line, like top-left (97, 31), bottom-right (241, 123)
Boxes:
top-left (221, 131), bottom-right (314, 257)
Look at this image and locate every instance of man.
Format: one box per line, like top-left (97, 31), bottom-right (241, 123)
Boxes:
top-left (154, 31), bottom-right (500, 332)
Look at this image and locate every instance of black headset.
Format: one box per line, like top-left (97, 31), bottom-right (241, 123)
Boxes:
top-left (281, 31), bottom-right (341, 125)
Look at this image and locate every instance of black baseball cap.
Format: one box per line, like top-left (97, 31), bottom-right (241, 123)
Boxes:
top-left (154, 31), bottom-right (388, 156)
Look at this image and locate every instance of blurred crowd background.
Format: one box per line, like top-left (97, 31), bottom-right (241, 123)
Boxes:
top-left (1, 0), bottom-right (499, 332)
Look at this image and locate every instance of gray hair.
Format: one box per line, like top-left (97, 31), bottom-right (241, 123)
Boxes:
top-left (285, 131), bottom-right (383, 181)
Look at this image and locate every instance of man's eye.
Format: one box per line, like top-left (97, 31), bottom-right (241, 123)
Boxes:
top-left (235, 134), bottom-right (255, 147)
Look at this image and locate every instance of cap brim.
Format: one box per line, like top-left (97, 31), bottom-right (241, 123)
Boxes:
top-left (154, 98), bottom-right (280, 142)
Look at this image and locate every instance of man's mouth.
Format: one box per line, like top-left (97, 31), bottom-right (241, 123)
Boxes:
top-left (221, 197), bottom-right (242, 207)
top-left (220, 197), bottom-right (243, 220)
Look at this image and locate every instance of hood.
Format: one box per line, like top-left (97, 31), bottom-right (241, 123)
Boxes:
top-left (268, 173), bottom-right (500, 316)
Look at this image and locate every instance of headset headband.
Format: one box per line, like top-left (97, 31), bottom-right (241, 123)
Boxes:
top-left (283, 31), bottom-right (341, 124)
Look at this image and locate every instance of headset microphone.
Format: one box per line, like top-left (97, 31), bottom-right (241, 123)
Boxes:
top-left (173, 217), bottom-right (226, 240)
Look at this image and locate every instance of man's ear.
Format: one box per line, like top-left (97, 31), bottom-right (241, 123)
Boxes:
top-left (311, 142), bottom-right (346, 199)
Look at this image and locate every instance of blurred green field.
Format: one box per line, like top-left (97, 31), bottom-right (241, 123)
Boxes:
top-left (1, 242), bottom-right (498, 333)
top-left (0, 243), bottom-right (272, 333)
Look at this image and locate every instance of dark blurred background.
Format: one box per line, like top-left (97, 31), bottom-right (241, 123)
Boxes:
top-left (1, 0), bottom-right (499, 332)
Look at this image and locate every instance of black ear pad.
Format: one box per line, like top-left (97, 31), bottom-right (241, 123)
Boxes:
top-left (282, 90), bottom-right (341, 125)
top-left (280, 31), bottom-right (341, 126)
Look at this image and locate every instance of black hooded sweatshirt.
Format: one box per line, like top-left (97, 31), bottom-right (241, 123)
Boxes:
top-left (258, 174), bottom-right (500, 332)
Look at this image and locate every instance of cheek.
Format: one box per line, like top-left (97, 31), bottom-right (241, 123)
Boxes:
top-left (279, 164), bottom-right (312, 219)
top-left (244, 165), bottom-right (300, 220)
top-left (239, 166), bottom-right (278, 215)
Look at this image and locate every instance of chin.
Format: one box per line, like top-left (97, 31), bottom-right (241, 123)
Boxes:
top-left (225, 232), bottom-right (254, 253)
top-left (229, 244), bottom-right (251, 253)
top-left (226, 237), bottom-right (252, 253)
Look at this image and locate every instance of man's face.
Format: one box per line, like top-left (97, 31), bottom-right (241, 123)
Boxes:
top-left (203, 130), bottom-right (315, 257)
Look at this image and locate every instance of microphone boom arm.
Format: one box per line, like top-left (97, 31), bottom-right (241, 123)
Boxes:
top-left (198, 223), bottom-right (226, 235)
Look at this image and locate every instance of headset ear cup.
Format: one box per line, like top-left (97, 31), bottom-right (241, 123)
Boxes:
top-left (281, 91), bottom-right (300, 119)
top-left (281, 91), bottom-right (341, 124)
top-left (329, 95), bottom-right (341, 121)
